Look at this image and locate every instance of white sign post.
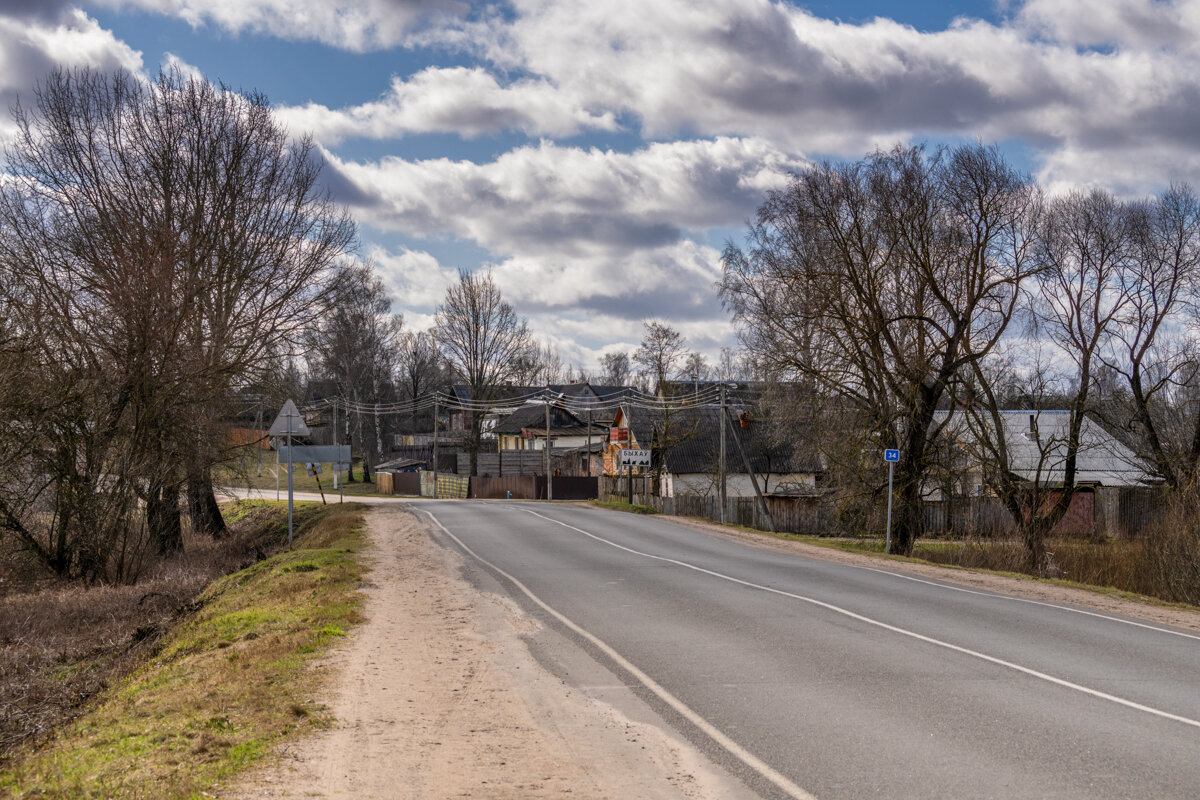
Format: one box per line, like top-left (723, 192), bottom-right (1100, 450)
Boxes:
top-left (619, 449), bottom-right (651, 505)
top-left (619, 449), bottom-right (651, 467)
top-left (269, 400), bottom-right (310, 545)
top-left (884, 449), bottom-right (900, 554)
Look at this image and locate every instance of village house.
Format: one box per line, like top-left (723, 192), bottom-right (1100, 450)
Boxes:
top-left (606, 404), bottom-right (823, 497)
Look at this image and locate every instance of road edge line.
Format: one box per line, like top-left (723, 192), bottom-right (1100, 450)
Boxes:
top-left (418, 506), bottom-right (818, 800)
top-left (522, 506), bottom-right (1200, 732)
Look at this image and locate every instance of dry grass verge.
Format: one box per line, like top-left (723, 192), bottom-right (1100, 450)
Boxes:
top-left (0, 500), bottom-right (366, 799)
top-left (590, 499), bottom-right (660, 515)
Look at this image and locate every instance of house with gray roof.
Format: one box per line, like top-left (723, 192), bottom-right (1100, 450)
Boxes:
top-left (934, 409), bottom-right (1157, 492)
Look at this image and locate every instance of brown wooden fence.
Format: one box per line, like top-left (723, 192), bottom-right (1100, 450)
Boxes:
top-left (471, 476), bottom-right (541, 499)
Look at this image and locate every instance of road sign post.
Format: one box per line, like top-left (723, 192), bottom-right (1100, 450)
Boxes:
top-left (884, 449), bottom-right (900, 554)
top-left (269, 400), bottom-right (311, 546)
top-left (619, 449), bottom-right (651, 505)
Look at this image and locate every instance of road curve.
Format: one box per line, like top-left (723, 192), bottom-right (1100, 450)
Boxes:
top-left (417, 500), bottom-right (1200, 800)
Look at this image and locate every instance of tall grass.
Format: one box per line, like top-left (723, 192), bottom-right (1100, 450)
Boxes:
top-left (909, 511), bottom-right (1200, 606)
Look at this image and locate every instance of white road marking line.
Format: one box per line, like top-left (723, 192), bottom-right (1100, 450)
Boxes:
top-left (849, 565), bottom-right (1200, 642)
top-left (521, 506), bottom-right (1200, 732)
top-left (419, 507), bottom-right (818, 800)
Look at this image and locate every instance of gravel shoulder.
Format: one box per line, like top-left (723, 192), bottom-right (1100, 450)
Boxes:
top-left (226, 503), bottom-right (752, 800)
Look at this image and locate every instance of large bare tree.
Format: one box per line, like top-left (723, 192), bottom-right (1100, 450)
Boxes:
top-left (722, 143), bottom-right (1039, 555)
top-left (958, 190), bottom-right (1133, 572)
top-left (307, 260), bottom-right (403, 481)
top-left (434, 270), bottom-right (530, 475)
top-left (633, 321), bottom-right (687, 395)
top-left (0, 67), bottom-right (354, 578)
top-left (1100, 186), bottom-right (1200, 489)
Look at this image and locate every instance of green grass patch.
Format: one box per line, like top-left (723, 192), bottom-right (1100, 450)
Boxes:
top-left (590, 499), bottom-right (659, 515)
top-left (0, 502), bottom-right (369, 800)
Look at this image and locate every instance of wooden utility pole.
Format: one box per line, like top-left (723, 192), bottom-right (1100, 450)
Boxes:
top-left (724, 406), bottom-right (774, 533)
top-left (719, 383), bottom-right (727, 524)
top-left (586, 408), bottom-right (592, 477)
top-left (432, 394), bottom-right (439, 499)
top-left (545, 397), bottom-right (553, 500)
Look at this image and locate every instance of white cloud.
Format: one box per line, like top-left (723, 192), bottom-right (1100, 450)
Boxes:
top-left (366, 244), bottom-right (460, 310)
top-left (323, 136), bottom-right (803, 255)
top-left (1017, 0), bottom-right (1199, 51)
top-left (0, 9), bottom-right (143, 145)
top-left (403, 0), bottom-right (1200, 193)
top-left (91, 0), bottom-right (466, 51)
top-left (276, 67), bottom-right (619, 144)
top-left (71, 0), bottom-right (1200, 193)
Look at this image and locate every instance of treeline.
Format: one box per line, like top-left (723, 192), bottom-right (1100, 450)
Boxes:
top-left (722, 143), bottom-right (1200, 574)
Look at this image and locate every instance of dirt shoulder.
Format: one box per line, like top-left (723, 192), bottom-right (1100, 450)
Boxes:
top-left (656, 512), bottom-right (1200, 634)
top-left (226, 504), bottom-right (752, 800)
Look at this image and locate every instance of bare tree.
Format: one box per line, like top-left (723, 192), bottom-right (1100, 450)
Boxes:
top-left (722, 143), bottom-right (1039, 555)
top-left (0, 67), bottom-right (353, 577)
top-left (1100, 186), bottom-right (1200, 489)
top-left (633, 321), bottom-right (687, 396)
top-left (712, 347), bottom-right (745, 382)
top-left (397, 330), bottom-right (444, 433)
top-left (683, 352), bottom-right (710, 381)
top-left (959, 190), bottom-right (1131, 572)
top-left (599, 351), bottom-right (632, 386)
top-left (307, 260), bottom-right (403, 481)
top-left (434, 271), bottom-right (531, 475)
top-left (510, 339), bottom-right (566, 386)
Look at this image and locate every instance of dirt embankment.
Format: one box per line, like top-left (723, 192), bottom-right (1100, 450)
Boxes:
top-left (227, 504), bottom-right (750, 800)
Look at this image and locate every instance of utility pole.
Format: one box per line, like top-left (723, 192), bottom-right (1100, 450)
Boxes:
top-left (724, 406), bottom-right (774, 533)
top-left (628, 458), bottom-right (634, 505)
top-left (255, 405), bottom-right (264, 478)
top-left (545, 396), bottom-right (553, 500)
top-left (719, 383), bottom-right (727, 524)
top-left (332, 399), bottom-right (339, 490)
top-left (432, 394), bottom-right (439, 499)
top-left (586, 407), bottom-right (593, 477)
top-left (286, 410), bottom-right (294, 545)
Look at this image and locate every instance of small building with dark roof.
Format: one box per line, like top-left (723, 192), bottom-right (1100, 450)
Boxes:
top-left (605, 404), bottom-right (823, 498)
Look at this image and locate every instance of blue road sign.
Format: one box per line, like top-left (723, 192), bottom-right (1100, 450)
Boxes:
top-left (884, 449), bottom-right (900, 462)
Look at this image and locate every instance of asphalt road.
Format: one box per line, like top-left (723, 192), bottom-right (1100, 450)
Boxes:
top-left (414, 499), bottom-right (1200, 800)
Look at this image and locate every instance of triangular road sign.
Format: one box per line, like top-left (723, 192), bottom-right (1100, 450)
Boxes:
top-left (269, 399), bottom-right (311, 437)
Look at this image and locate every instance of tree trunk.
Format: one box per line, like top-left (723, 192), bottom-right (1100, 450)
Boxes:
top-left (1023, 521), bottom-right (1051, 576)
top-left (148, 484), bottom-right (183, 555)
top-left (892, 475), bottom-right (923, 556)
top-left (187, 468), bottom-right (227, 538)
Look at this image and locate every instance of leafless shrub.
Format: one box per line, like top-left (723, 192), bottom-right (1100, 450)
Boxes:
top-left (1135, 492), bottom-right (1200, 604)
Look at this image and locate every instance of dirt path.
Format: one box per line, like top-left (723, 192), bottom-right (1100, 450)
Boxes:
top-left (226, 504), bottom-right (752, 800)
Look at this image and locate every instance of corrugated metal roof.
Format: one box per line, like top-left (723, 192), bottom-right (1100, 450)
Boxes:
top-left (935, 409), bottom-right (1157, 487)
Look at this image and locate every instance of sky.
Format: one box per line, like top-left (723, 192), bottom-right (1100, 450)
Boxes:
top-left (2, 0), bottom-right (1199, 374)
